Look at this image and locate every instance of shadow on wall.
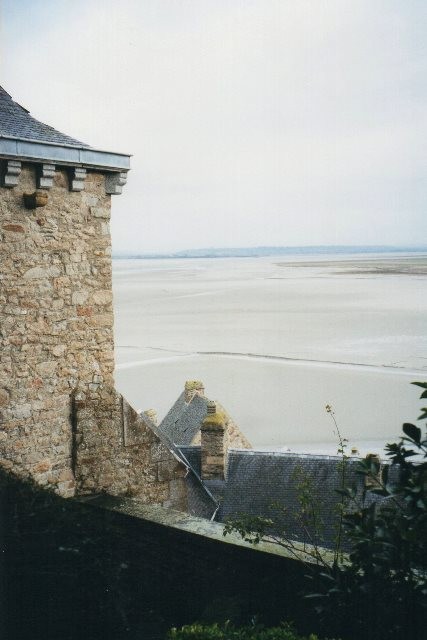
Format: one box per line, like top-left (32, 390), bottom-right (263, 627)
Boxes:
top-left (0, 469), bottom-right (318, 640)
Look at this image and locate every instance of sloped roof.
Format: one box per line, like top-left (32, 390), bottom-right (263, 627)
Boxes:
top-left (159, 390), bottom-right (252, 450)
top-left (219, 450), bottom-right (361, 549)
top-left (178, 447), bottom-right (394, 550)
top-left (0, 86), bottom-right (89, 148)
top-left (0, 86), bottom-right (130, 172)
top-left (159, 392), bottom-right (208, 446)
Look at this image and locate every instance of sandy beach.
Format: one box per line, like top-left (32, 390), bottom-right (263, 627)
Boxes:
top-left (112, 253), bottom-right (427, 455)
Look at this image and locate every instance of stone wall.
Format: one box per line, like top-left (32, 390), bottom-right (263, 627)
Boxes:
top-left (0, 164), bottom-right (187, 507)
top-left (74, 389), bottom-right (188, 508)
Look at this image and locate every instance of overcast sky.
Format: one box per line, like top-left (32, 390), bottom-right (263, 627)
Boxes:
top-left (1, 0), bottom-right (426, 253)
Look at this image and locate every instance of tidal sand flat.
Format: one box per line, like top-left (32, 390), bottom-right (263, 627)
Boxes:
top-left (112, 254), bottom-right (427, 453)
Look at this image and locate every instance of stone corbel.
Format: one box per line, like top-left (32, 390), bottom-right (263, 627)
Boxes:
top-left (2, 160), bottom-right (21, 188)
top-left (105, 171), bottom-right (127, 195)
top-left (37, 163), bottom-right (55, 189)
top-left (69, 167), bottom-right (87, 192)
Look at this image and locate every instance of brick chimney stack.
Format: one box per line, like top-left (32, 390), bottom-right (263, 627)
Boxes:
top-left (200, 401), bottom-right (228, 480)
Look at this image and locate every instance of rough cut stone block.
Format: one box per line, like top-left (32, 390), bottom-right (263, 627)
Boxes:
top-left (12, 404), bottom-right (32, 419)
top-left (72, 291), bottom-right (89, 305)
top-left (90, 207), bottom-right (110, 219)
top-left (157, 461), bottom-right (178, 482)
top-left (0, 389), bottom-right (10, 407)
top-left (92, 290), bottom-right (113, 305)
top-left (23, 265), bottom-right (61, 279)
top-left (36, 361), bottom-right (58, 376)
top-left (150, 442), bottom-right (169, 463)
top-left (52, 345), bottom-right (66, 357)
top-left (2, 224), bottom-right (24, 233)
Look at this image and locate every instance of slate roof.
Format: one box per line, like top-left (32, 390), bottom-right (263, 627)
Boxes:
top-left (0, 86), bottom-right (89, 148)
top-left (178, 445), bottom-right (202, 475)
top-left (179, 447), bottom-right (394, 550)
top-left (219, 450), bottom-right (363, 549)
top-left (159, 392), bottom-right (208, 446)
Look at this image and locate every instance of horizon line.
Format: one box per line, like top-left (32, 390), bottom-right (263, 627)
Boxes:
top-left (112, 244), bottom-right (427, 258)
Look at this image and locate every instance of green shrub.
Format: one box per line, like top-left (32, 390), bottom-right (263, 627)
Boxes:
top-left (308, 382), bottom-right (427, 640)
top-left (222, 382), bottom-right (427, 639)
top-left (167, 622), bottom-right (337, 640)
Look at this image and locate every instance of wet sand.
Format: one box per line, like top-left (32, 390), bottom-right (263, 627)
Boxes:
top-left (112, 254), bottom-right (427, 454)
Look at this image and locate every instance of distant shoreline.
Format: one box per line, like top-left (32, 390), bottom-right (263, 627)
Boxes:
top-left (113, 245), bottom-right (427, 260)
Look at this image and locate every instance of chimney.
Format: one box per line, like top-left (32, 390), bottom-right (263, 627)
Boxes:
top-left (200, 401), bottom-right (228, 480)
top-left (142, 409), bottom-right (158, 426)
top-left (364, 453), bottom-right (382, 489)
top-left (184, 380), bottom-right (205, 403)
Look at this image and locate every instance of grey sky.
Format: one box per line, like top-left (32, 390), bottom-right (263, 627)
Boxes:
top-left (1, 0), bottom-right (426, 253)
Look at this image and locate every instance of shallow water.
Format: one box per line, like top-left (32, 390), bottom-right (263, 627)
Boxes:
top-left (112, 254), bottom-right (427, 455)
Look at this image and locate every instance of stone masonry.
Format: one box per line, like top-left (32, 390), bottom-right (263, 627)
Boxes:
top-left (0, 87), bottom-right (189, 509)
top-left (0, 166), bottom-right (112, 495)
top-left (0, 165), bottom-right (188, 506)
top-left (74, 388), bottom-right (187, 506)
top-left (200, 403), bottom-right (229, 480)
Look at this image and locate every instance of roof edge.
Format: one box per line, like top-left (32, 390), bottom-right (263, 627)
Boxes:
top-left (0, 135), bottom-right (130, 172)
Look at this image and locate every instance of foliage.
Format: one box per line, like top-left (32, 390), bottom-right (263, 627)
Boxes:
top-left (310, 382), bottom-right (427, 639)
top-left (223, 383), bottom-right (427, 640)
top-left (167, 621), bottom-right (337, 640)
top-left (223, 404), bottom-right (350, 570)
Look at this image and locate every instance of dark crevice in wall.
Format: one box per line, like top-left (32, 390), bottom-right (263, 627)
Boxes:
top-left (70, 392), bottom-right (78, 480)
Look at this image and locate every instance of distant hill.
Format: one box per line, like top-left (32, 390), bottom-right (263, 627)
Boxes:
top-left (113, 245), bottom-right (427, 259)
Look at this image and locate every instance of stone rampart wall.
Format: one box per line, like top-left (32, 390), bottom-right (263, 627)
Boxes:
top-left (75, 389), bottom-right (188, 509)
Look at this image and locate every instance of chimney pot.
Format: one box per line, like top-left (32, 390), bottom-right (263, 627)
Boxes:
top-left (207, 400), bottom-right (216, 414)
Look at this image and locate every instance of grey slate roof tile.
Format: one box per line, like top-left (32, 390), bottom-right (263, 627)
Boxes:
top-left (185, 474), bottom-right (220, 520)
top-left (0, 86), bottom-right (89, 148)
top-left (179, 448), bottom-right (393, 551)
top-left (178, 445), bottom-right (202, 476)
top-left (159, 392), bottom-right (208, 446)
top-left (218, 450), bottom-right (360, 549)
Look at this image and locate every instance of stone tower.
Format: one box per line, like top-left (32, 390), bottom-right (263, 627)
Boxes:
top-left (0, 87), bottom-right (187, 505)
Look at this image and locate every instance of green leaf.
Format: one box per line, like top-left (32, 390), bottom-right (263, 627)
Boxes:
top-left (402, 423), bottom-right (422, 444)
top-left (411, 381), bottom-right (427, 390)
